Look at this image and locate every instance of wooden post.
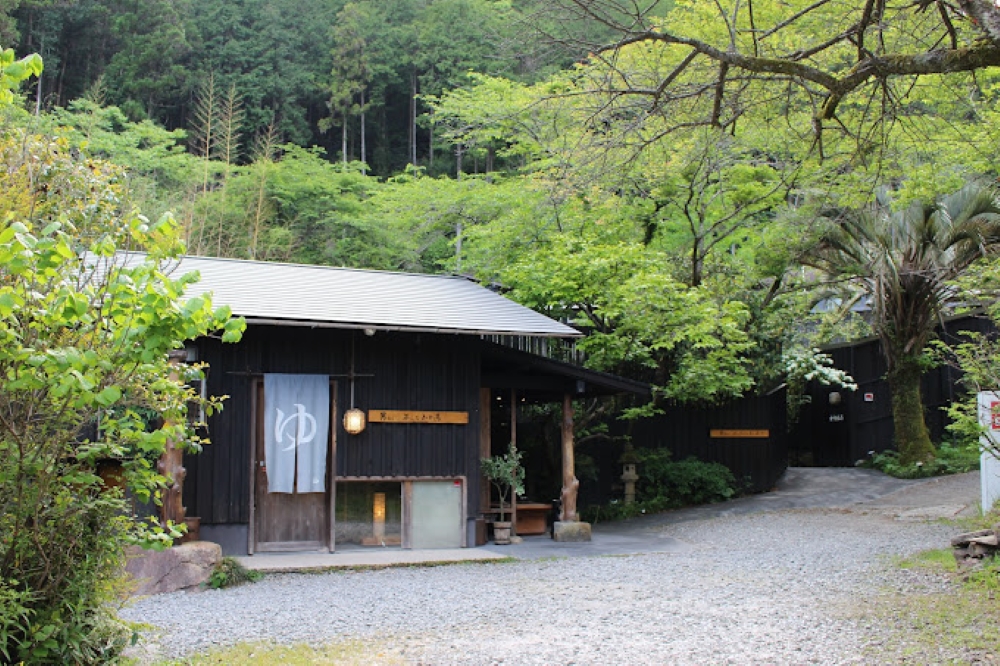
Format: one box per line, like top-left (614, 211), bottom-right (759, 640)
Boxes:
top-left (560, 393), bottom-right (579, 522)
top-left (479, 388), bottom-right (491, 513)
top-left (510, 389), bottom-right (517, 536)
top-left (159, 350), bottom-right (188, 532)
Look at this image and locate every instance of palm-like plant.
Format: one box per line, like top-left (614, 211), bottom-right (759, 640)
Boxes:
top-left (806, 182), bottom-right (1000, 464)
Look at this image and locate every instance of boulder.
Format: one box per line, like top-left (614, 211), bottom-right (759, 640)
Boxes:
top-left (126, 541), bottom-right (221, 596)
top-left (552, 521), bottom-right (592, 542)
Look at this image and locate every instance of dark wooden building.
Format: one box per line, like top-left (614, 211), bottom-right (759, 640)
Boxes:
top-left (789, 314), bottom-right (993, 466)
top-left (167, 255), bottom-right (647, 555)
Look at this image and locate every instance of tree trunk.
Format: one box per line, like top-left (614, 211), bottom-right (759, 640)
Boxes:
top-left (360, 88), bottom-right (366, 174)
top-left (428, 109), bottom-right (434, 169)
top-left (559, 394), bottom-right (579, 522)
top-left (341, 110), bottom-right (348, 165)
top-left (410, 69), bottom-right (417, 166)
top-left (888, 358), bottom-right (935, 464)
top-left (34, 33), bottom-right (43, 116)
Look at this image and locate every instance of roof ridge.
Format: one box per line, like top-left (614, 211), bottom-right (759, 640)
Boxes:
top-left (164, 252), bottom-right (472, 282)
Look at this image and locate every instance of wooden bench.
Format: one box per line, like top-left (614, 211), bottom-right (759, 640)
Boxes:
top-left (485, 503), bottom-right (552, 536)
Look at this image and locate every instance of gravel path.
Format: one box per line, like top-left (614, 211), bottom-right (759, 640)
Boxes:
top-left (121, 506), bottom-right (958, 664)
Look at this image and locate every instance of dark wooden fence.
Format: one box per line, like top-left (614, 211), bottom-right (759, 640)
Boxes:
top-left (576, 313), bottom-right (995, 509)
top-left (578, 388), bottom-right (789, 507)
top-left (788, 314), bottom-right (995, 467)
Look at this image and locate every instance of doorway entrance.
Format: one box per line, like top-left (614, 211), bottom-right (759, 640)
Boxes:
top-left (251, 380), bottom-right (335, 553)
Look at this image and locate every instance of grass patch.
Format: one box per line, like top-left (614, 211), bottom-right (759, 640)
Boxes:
top-left (865, 586), bottom-right (1000, 662)
top-left (950, 508), bottom-right (1000, 533)
top-left (160, 639), bottom-right (404, 665)
top-left (895, 548), bottom-right (957, 573)
top-left (863, 542), bottom-right (1000, 662)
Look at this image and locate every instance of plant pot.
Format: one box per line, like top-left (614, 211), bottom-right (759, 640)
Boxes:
top-left (493, 521), bottom-right (512, 545)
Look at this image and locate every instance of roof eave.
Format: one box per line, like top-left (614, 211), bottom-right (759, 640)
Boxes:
top-left (241, 316), bottom-right (583, 338)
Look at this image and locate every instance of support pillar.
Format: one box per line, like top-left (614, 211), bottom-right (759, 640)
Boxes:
top-left (554, 393), bottom-right (591, 542)
top-left (479, 388), bottom-right (491, 514)
top-left (510, 389), bottom-right (517, 536)
top-left (559, 393), bottom-right (578, 521)
top-left (159, 350), bottom-right (192, 540)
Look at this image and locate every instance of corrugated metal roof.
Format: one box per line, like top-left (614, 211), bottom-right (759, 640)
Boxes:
top-left (143, 254), bottom-right (580, 337)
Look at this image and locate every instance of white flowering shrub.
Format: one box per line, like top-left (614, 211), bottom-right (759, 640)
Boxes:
top-left (784, 348), bottom-right (857, 423)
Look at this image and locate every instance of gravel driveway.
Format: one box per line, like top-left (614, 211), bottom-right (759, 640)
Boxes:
top-left (122, 471), bottom-right (978, 664)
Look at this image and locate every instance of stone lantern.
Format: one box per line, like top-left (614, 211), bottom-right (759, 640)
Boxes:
top-left (619, 445), bottom-right (639, 505)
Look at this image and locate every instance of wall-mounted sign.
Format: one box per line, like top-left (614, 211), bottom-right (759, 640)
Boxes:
top-left (864, 392), bottom-right (875, 402)
top-left (368, 410), bottom-right (469, 424)
top-left (709, 429), bottom-right (769, 439)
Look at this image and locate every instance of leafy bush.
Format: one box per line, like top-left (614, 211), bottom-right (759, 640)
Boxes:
top-left (0, 130), bottom-right (242, 661)
top-left (582, 449), bottom-right (737, 523)
top-left (635, 449), bottom-right (737, 507)
top-left (208, 557), bottom-right (263, 589)
top-left (860, 441), bottom-right (980, 479)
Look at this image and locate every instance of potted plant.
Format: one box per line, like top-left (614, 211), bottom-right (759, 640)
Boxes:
top-left (481, 442), bottom-right (525, 545)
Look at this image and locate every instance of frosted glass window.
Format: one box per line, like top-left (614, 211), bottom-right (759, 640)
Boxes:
top-left (411, 481), bottom-right (462, 549)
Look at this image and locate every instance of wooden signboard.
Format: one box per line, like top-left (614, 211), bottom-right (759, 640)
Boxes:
top-left (368, 410), bottom-right (469, 424)
top-left (709, 429), bottom-right (770, 439)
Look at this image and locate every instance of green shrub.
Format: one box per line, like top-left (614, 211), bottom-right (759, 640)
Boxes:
top-left (635, 449), bottom-right (737, 508)
top-left (861, 441), bottom-right (980, 479)
top-left (582, 449), bottom-right (737, 523)
top-left (208, 557), bottom-right (263, 589)
top-left (0, 131), bottom-right (242, 662)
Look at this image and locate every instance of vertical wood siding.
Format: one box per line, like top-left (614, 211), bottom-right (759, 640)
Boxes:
top-left (184, 326), bottom-right (482, 525)
top-left (789, 314), bottom-right (995, 466)
top-left (593, 390), bottom-right (788, 503)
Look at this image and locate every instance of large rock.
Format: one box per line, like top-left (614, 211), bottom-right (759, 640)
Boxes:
top-left (126, 541), bottom-right (221, 596)
top-left (552, 521), bottom-right (592, 542)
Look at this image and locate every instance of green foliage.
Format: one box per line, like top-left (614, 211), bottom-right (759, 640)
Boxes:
top-left (962, 557), bottom-right (1000, 596)
top-left (806, 182), bottom-right (1000, 464)
top-left (939, 301), bottom-right (1000, 461)
top-left (859, 442), bottom-right (980, 479)
top-left (26, 100), bottom-right (203, 224)
top-left (582, 449), bottom-right (738, 523)
top-left (0, 130), bottom-right (243, 661)
top-left (0, 45), bottom-right (41, 105)
top-left (784, 347), bottom-right (858, 423)
top-left (481, 442), bottom-right (525, 519)
top-left (187, 143), bottom-right (378, 264)
top-left (208, 557), bottom-right (263, 589)
top-left (634, 449), bottom-right (737, 507)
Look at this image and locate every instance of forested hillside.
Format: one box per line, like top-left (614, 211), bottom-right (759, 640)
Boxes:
top-left (4, 0), bottom-right (1000, 446)
top-left (2, 0), bottom-right (614, 175)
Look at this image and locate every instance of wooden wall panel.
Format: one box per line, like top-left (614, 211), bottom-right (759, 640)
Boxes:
top-left (599, 390), bottom-right (788, 501)
top-left (787, 314), bottom-right (998, 466)
top-left (184, 326), bottom-right (482, 526)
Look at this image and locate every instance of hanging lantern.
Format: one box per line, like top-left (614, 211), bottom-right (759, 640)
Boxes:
top-left (342, 333), bottom-right (366, 434)
top-left (343, 407), bottom-right (366, 435)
